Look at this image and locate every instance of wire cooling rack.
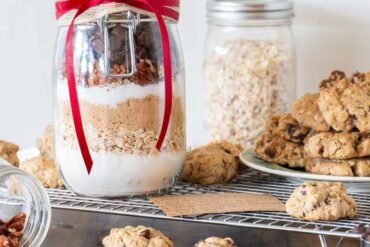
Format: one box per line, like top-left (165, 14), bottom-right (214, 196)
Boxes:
top-left (46, 169), bottom-right (370, 242)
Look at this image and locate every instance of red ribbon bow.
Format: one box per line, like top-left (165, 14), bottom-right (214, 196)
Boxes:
top-left (55, 0), bottom-right (180, 174)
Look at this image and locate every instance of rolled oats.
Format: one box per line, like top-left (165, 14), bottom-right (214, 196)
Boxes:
top-left (204, 39), bottom-right (293, 147)
top-left (58, 95), bottom-right (185, 155)
top-left (60, 122), bottom-right (184, 155)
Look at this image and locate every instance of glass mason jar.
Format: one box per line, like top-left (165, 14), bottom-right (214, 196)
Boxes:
top-left (204, 0), bottom-right (296, 148)
top-left (0, 159), bottom-right (51, 246)
top-left (53, 11), bottom-right (186, 197)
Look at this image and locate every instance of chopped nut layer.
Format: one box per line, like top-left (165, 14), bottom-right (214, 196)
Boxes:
top-left (0, 212), bottom-right (26, 247)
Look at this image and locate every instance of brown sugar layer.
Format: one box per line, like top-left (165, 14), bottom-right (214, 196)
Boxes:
top-left (58, 95), bottom-right (185, 155)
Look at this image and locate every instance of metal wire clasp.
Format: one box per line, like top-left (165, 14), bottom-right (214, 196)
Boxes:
top-left (100, 10), bottom-right (137, 78)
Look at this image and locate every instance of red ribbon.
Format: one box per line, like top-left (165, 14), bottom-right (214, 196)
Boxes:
top-left (56, 0), bottom-right (179, 174)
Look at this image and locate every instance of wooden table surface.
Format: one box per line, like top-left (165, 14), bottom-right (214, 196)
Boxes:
top-left (42, 209), bottom-right (360, 247)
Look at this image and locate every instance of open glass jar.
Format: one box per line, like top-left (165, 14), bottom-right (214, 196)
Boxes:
top-left (0, 159), bottom-right (51, 247)
top-left (204, 0), bottom-right (296, 148)
top-left (53, 10), bottom-right (186, 197)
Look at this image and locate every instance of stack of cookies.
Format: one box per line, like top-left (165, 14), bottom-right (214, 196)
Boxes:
top-left (255, 70), bottom-right (370, 177)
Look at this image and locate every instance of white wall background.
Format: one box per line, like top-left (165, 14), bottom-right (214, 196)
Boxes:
top-left (0, 0), bottom-right (369, 148)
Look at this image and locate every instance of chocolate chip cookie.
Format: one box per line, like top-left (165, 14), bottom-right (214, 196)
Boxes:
top-left (254, 132), bottom-right (305, 168)
top-left (0, 140), bottom-right (19, 167)
top-left (182, 140), bottom-right (242, 185)
top-left (102, 225), bottom-right (173, 247)
top-left (340, 72), bottom-right (370, 133)
top-left (194, 237), bottom-right (237, 247)
top-left (318, 71), bottom-right (355, 132)
top-left (291, 93), bottom-right (330, 132)
top-left (306, 158), bottom-right (370, 177)
top-left (20, 156), bottom-right (63, 189)
top-left (286, 181), bottom-right (357, 221)
top-left (305, 132), bottom-right (370, 159)
top-left (265, 113), bottom-right (310, 143)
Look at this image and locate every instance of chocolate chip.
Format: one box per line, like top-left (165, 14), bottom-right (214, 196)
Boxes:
top-left (138, 229), bottom-right (150, 239)
top-left (295, 133), bottom-right (307, 141)
top-left (264, 147), bottom-right (276, 158)
top-left (350, 71), bottom-right (364, 84)
top-left (110, 35), bottom-right (122, 51)
top-left (285, 123), bottom-right (297, 135)
top-left (301, 190), bottom-right (306, 196)
top-left (111, 51), bottom-right (126, 65)
top-left (324, 198), bottom-right (331, 205)
top-left (92, 38), bottom-right (104, 54)
top-left (0, 225), bottom-right (6, 235)
top-left (329, 70), bottom-right (346, 81)
top-left (301, 185), bottom-right (306, 188)
top-left (111, 26), bottom-right (127, 38)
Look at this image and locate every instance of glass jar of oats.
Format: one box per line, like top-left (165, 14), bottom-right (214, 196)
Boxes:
top-left (204, 0), bottom-right (296, 147)
top-left (53, 8), bottom-right (186, 197)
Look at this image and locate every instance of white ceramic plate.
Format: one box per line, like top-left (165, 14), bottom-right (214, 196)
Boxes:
top-left (240, 148), bottom-right (370, 183)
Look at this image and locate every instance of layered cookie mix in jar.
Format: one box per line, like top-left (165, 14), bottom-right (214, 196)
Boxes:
top-left (204, 0), bottom-right (296, 147)
top-left (53, 3), bottom-right (186, 197)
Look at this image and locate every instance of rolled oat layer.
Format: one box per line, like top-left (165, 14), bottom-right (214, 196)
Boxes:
top-left (58, 95), bottom-right (185, 155)
top-left (204, 39), bottom-right (293, 147)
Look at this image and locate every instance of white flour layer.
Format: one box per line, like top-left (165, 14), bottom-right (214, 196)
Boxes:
top-left (56, 147), bottom-right (184, 196)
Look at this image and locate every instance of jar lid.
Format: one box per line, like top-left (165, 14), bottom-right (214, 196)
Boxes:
top-left (207, 0), bottom-right (294, 22)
